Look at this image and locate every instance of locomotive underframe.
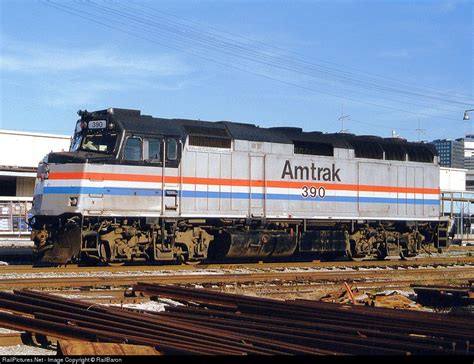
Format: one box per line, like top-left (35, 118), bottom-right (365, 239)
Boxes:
top-left (30, 213), bottom-right (439, 265)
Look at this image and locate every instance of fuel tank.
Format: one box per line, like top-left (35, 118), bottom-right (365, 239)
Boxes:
top-left (209, 229), bottom-right (297, 259)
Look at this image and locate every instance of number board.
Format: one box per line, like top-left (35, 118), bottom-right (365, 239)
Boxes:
top-left (88, 120), bottom-right (106, 129)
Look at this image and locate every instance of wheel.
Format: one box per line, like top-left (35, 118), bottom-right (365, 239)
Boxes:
top-left (346, 249), bottom-right (366, 261)
top-left (106, 261), bottom-right (125, 267)
top-left (349, 255), bottom-right (366, 262)
top-left (399, 250), bottom-right (416, 261)
top-left (184, 259), bottom-right (202, 266)
top-left (399, 241), bottom-right (417, 260)
top-left (177, 252), bottom-right (202, 265)
top-left (376, 245), bottom-right (388, 260)
top-left (99, 242), bottom-right (125, 266)
top-left (79, 252), bottom-right (100, 266)
top-left (346, 240), bottom-right (368, 261)
top-left (176, 246), bottom-right (202, 265)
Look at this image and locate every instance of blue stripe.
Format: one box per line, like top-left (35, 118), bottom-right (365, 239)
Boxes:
top-left (43, 186), bottom-right (162, 197)
top-left (43, 186), bottom-right (439, 205)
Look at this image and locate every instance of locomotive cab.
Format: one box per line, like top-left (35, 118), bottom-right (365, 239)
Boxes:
top-left (30, 108), bottom-right (184, 264)
top-left (31, 110), bottom-right (122, 216)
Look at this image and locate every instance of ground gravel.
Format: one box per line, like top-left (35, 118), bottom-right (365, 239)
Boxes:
top-left (0, 345), bottom-right (55, 355)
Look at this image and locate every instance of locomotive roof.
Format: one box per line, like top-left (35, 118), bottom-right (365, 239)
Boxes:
top-left (81, 108), bottom-right (438, 160)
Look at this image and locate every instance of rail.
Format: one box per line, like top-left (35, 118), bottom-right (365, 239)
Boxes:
top-left (0, 286), bottom-right (472, 355)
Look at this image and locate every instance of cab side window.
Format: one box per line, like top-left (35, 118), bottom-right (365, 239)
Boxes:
top-left (121, 135), bottom-right (180, 167)
top-left (144, 138), bottom-right (162, 164)
top-left (167, 139), bottom-right (177, 161)
top-left (165, 138), bottom-right (181, 168)
top-left (124, 137), bottom-right (142, 161)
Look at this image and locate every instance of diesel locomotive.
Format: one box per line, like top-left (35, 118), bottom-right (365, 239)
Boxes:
top-left (29, 108), bottom-right (442, 265)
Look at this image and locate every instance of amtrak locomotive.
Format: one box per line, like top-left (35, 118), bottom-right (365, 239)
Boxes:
top-left (30, 108), bottom-right (442, 265)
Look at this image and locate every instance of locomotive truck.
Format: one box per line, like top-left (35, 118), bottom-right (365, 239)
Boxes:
top-left (29, 108), bottom-right (442, 265)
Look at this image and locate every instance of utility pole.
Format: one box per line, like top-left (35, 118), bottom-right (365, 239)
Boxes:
top-left (415, 119), bottom-right (425, 142)
top-left (338, 104), bottom-right (350, 133)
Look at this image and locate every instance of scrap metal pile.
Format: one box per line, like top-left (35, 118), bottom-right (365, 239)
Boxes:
top-left (0, 284), bottom-right (471, 355)
top-left (412, 280), bottom-right (474, 307)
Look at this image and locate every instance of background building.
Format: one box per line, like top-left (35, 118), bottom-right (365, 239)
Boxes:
top-left (439, 167), bottom-right (466, 192)
top-left (462, 134), bottom-right (474, 168)
top-left (0, 130), bottom-right (70, 239)
top-left (461, 134), bottom-right (474, 191)
top-left (431, 139), bottom-right (464, 169)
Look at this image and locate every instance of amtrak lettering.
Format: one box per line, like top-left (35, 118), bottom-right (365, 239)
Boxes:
top-left (281, 160), bottom-right (341, 182)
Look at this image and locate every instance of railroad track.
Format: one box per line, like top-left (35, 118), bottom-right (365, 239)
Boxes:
top-left (0, 263), bottom-right (472, 290)
top-left (0, 255), bottom-right (473, 273)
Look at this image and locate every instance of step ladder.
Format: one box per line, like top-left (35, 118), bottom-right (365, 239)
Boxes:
top-left (437, 217), bottom-right (451, 248)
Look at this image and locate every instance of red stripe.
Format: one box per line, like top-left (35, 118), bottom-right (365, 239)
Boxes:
top-left (48, 171), bottom-right (440, 195)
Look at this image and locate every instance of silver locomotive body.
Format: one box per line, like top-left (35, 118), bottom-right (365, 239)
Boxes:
top-left (30, 108), bottom-right (440, 264)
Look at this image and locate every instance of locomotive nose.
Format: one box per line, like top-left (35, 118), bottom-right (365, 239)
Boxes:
top-left (36, 161), bottom-right (50, 181)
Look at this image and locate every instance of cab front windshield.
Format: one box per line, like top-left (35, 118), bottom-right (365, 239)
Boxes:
top-left (70, 130), bottom-right (117, 154)
top-left (82, 133), bottom-right (117, 153)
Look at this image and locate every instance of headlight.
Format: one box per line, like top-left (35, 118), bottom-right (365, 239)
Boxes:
top-left (36, 162), bottom-right (49, 181)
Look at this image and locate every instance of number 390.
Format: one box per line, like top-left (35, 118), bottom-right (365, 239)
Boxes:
top-left (301, 186), bottom-right (326, 198)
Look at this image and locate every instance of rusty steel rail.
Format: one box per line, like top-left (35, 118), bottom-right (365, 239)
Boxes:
top-left (0, 290), bottom-right (329, 355)
top-left (132, 282), bottom-right (474, 355)
top-left (0, 285), bottom-right (471, 355)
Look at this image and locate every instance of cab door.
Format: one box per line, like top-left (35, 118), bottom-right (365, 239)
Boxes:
top-left (120, 134), bottom-right (163, 216)
top-left (250, 154), bottom-right (265, 217)
top-left (142, 136), bottom-right (163, 215)
top-left (162, 138), bottom-right (181, 217)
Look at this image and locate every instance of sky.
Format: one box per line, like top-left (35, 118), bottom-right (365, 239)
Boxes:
top-left (0, 0), bottom-right (472, 142)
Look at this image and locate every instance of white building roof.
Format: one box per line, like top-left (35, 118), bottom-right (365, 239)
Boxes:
top-left (0, 129), bottom-right (71, 170)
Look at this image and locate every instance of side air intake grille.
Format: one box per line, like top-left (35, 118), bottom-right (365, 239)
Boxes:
top-left (189, 135), bottom-right (231, 149)
top-left (294, 141), bottom-right (334, 156)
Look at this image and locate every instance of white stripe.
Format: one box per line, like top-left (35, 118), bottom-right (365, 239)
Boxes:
top-left (359, 191), bottom-right (398, 199)
top-left (45, 179), bottom-right (160, 189)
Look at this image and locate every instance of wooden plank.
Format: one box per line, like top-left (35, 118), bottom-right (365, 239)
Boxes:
top-left (58, 340), bottom-right (161, 356)
top-left (0, 333), bottom-right (23, 346)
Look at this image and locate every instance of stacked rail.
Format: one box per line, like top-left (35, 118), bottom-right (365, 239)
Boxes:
top-left (0, 285), bottom-right (471, 355)
top-left (412, 282), bottom-right (474, 307)
top-left (0, 290), bottom-right (323, 355)
top-left (133, 283), bottom-right (473, 355)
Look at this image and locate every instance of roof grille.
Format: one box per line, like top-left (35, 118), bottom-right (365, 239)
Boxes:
top-left (184, 125), bottom-right (230, 138)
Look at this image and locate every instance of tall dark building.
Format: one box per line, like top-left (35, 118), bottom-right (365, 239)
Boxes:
top-left (431, 139), bottom-right (464, 169)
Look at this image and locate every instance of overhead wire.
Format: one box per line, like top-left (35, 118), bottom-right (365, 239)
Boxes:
top-left (49, 0), bottom-right (469, 112)
top-left (89, 0), bottom-right (473, 135)
top-left (129, 0), bottom-right (472, 105)
top-left (89, 0), bottom-right (474, 115)
top-left (40, 0), bottom-right (472, 127)
top-left (105, 0), bottom-right (471, 109)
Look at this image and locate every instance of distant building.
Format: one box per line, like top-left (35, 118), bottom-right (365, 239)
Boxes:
top-left (431, 139), bottom-right (464, 169)
top-left (439, 167), bottom-right (466, 192)
top-left (0, 130), bottom-right (70, 237)
top-left (463, 134), bottom-right (474, 169)
top-left (460, 135), bottom-right (474, 191)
